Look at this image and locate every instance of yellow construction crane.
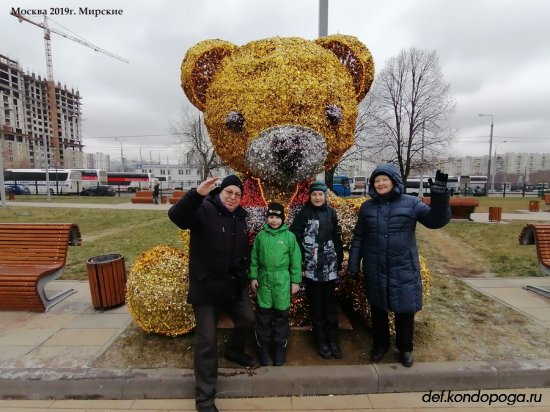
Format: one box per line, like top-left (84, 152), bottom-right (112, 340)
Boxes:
top-left (10, 11), bottom-right (128, 167)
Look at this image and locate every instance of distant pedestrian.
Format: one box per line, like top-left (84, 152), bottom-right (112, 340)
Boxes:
top-left (153, 183), bottom-right (160, 204)
top-left (348, 164), bottom-right (451, 367)
top-left (249, 202), bottom-right (302, 367)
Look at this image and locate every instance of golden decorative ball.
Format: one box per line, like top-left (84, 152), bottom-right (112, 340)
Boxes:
top-left (126, 245), bottom-right (195, 336)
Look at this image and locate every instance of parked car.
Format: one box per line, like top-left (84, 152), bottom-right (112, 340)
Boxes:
top-left (5, 184), bottom-right (31, 195)
top-left (80, 185), bottom-right (116, 197)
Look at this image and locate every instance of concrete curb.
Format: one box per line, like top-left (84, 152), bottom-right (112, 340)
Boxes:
top-left (1, 359), bottom-right (549, 400)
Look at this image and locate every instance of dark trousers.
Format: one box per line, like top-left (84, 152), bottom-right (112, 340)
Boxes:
top-left (305, 278), bottom-right (339, 344)
top-left (192, 289), bottom-right (254, 408)
top-left (255, 307), bottom-right (290, 347)
top-left (370, 305), bottom-right (415, 352)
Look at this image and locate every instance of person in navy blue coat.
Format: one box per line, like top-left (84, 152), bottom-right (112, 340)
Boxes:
top-left (348, 164), bottom-right (451, 367)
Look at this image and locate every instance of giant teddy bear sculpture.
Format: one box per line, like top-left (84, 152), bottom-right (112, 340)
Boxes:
top-left (180, 35), bottom-right (374, 234)
top-left (126, 35), bottom-right (430, 335)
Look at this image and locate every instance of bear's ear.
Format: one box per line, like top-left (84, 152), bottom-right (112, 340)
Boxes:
top-left (315, 35), bottom-right (375, 102)
top-left (181, 39), bottom-right (238, 111)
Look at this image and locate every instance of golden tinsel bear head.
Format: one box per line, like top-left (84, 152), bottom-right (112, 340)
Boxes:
top-left (181, 35), bottom-right (374, 188)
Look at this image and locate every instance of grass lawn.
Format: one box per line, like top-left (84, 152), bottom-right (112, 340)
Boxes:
top-left (0, 205), bottom-right (181, 279)
top-left (1, 199), bottom-right (547, 279)
top-left (466, 195), bottom-right (545, 213)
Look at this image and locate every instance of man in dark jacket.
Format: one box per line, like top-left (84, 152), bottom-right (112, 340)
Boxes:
top-left (348, 164), bottom-right (451, 368)
top-left (168, 174), bottom-right (254, 412)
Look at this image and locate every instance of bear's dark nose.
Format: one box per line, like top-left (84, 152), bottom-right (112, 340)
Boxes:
top-left (246, 125), bottom-right (327, 186)
top-left (272, 134), bottom-right (304, 175)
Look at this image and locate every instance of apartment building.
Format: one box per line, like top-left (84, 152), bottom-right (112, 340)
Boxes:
top-left (438, 152), bottom-right (550, 183)
top-left (0, 53), bottom-right (83, 169)
top-left (138, 161), bottom-right (232, 190)
top-left (83, 152), bottom-right (110, 171)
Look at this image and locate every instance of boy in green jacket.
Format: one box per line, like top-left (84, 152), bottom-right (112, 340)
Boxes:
top-left (249, 202), bottom-right (302, 366)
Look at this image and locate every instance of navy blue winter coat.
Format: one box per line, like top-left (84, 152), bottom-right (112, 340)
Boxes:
top-left (348, 164), bottom-right (451, 313)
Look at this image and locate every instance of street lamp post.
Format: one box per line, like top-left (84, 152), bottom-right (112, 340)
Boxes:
top-left (478, 114), bottom-right (494, 194)
top-left (492, 140), bottom-right (507, 192)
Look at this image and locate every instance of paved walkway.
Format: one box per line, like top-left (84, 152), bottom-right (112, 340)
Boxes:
top-left (470, 210), bottom-right (550, 223)
top-left (464, 277), bottom-right (550, 328)
top-left (5, 200), bottom-right (172, 210)
top-left (1, 389), bottom-right (549, 411)
top-left (5, 200), bottom-right (550, 219)
top-left (1, 280), bottom-right (549, 404)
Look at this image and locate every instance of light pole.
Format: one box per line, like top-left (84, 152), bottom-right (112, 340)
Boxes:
top-left (478, 114), bottom-right (494, 194)
top-left (419, 120), bottom-right (425, 197)
top-left (492, 140), bottom-right (507, 192)
top-left (319, 0), bottom-right (328, 37)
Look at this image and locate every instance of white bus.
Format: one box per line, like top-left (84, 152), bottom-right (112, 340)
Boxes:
top-left (4, 169), bottom-right (82, 195)
top-left (405, 177), bottom-right (431, 197)
top-left (406, 175), bottom-right (461, 196)
top-left (461, 175), bottom-right (488, 195)
top-left (107, 172), bottom-right (155, 192)
top-left (74, 169), bottom-right (108, 189)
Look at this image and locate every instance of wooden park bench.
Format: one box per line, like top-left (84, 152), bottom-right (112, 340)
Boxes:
top-left (0, 223), bottom-right (82, 312)
top-left (130, 190), bottom-right (154, 204)
top-left (168, 190), bottom-right (187, 204)
top-left (518, 223), bottom-right (550, 276)
top-left (422, 196), bottom-right (479, 220)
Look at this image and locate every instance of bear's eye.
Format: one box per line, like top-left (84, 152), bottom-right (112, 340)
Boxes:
top-left (325, 104), bottom-right (343, 126)
top-left (225, 111), bottom-right (245, 132)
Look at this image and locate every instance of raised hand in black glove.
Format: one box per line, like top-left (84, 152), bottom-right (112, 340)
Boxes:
top-left (428, 170), bottom-right (448, 194)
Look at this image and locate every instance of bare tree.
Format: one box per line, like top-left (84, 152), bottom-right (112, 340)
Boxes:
top-left (324, 96), bottom-right (378, 190)
top-left (172, 110), bottom-right (225, 181)
top-left (357, 47), bottom-right (456, 183)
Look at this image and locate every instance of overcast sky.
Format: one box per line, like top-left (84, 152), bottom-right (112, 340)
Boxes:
top-left (1, 0), bottom-right (549, 164)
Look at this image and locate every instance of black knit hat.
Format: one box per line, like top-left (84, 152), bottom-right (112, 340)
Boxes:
top-left (267, 202), bottom-right (285, 222)
top-left (220, 174), bottom-right (243, 193)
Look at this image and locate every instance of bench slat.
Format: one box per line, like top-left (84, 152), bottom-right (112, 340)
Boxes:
top-left (517, 224), bottom-right (550, 276)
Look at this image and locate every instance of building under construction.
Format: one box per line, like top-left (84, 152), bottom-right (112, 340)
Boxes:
top-left (0, 53), bottom-right (83, 169)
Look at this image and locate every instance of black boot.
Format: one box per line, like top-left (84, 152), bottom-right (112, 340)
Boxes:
top-left (259, 343), bottom-right (273, 366)
top-left (273, 343), bottom-right (287, 366)
top-left (329, 342), bottom-right (342, 359)
top-left (370, 347), bottom-right (388, 363)
top-left (400, 351), bottom-right (414, 367)
top-left (224, 350), bottom-right (255, 367)
top-left (255, 328), bottom-right (273, 367)
top-left (317, 342), bottom-right (332, 359)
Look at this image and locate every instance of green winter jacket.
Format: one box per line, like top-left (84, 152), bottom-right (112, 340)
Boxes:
top-left (249, 223), bottom-right (302, 310)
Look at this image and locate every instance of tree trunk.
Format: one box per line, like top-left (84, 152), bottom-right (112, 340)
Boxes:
top-left (325, 166), bottom-right (336, 190)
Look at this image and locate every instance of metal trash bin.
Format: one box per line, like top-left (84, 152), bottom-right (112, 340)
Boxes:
top-left (529, 200), bottom-right (540, 212)
top-left (488, 206), bottom-right (502, 222)
top-left (86, 253), bottom-right (127, 310)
